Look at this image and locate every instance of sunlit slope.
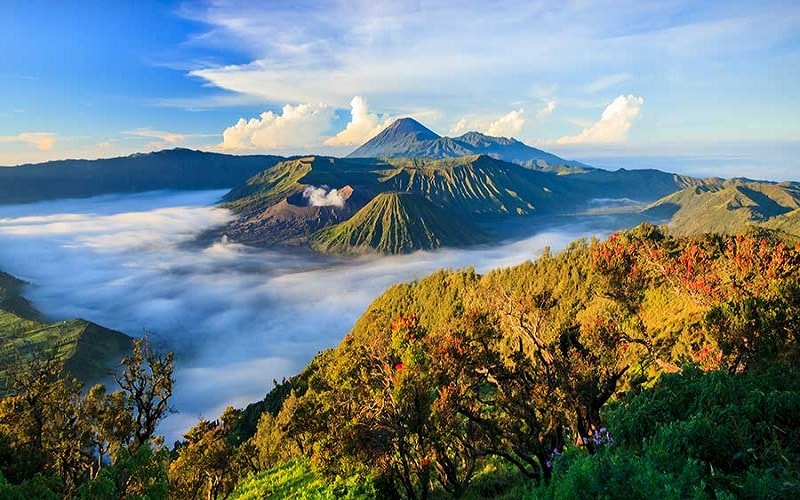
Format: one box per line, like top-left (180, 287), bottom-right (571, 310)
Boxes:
top-left (223, 155), bottom-right (567, 217)
top-left (310, 192), bottom-right (487, 254)
top-left (378, 155), bottom-right (564, 215)
top-left (219, 152), bottom-right (709, 253)
top-left (222, 156), bottom-right (380, 213)
top-left (0, 271), bottom-right (132, 386)
top-left (645, 179), bottom-right (800, 235)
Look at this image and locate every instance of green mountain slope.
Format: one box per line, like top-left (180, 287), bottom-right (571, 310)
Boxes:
top-left (377, 155), bottom-right (564, 215)
top-left (219, 153), bottom-right (706, 253)
top-left (310, 192), bottom-right (487, 254)
top-left (0, 271), bottom-right (132, 386)
top-left (645, 179), bottom-right (800, 235)
top-left (221, 156), bottom-right (379, 215)
top-left (225, 226), bottom-right (800, 499)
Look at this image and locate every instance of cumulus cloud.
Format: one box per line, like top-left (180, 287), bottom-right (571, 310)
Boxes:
top-left (556, 95), bottom-right (644, 145)
top-left (302, 186), bottom-right (346, 208)
top-left (220, 103), bottom-right (333, 151)
top-left (536, 100), bottom-right (557, 119)
top-left (0, 190), bottom-right (629, 442)
top-left (0, 132), bottom-right (56, 151)
top-left (486, 109), bottom-right (525, 137)
top-left (324, 96), bottom-right (392, 147)
top-left (449, 109), bottom-right (526, 137)
top-left (449, 118), bottom-right (472, 135)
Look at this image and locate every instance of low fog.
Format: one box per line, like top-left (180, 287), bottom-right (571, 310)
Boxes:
top-left (0, 190), bottom-right (640, 442)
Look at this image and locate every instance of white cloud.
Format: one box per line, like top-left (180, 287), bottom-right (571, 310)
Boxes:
top-left (449, 109), bottom-right (527, 138)
top-left (486, 109), bottom-right (525, 137)
top-left (220, 103), bottom-right (333, 151)
top-left (449, 118), bottom-right (475, 136)
top-left (536, 100), bottom-right (557, 119)
top-left (126, 128), bottom-right (187, 145)
top-left (302, 186), bottom-right (346, 207)
top-left (0, 132), bottom-right (56, 151)
top-left (556, 95), bottom-right (644, 145)
top-left (324, 96), bottom-right (392, 147)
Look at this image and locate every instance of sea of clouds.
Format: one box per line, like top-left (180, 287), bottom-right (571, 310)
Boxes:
top-left (0, 190), bottom-right (640, 441)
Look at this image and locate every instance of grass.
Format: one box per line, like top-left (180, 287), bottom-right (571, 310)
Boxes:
top-left (229, 458), bottom-right (375, 500)
top-left (0, 271), bottom-right (132, 388)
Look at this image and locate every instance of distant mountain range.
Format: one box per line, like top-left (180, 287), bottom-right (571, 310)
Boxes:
top-left (219, 151), bottom-right (701, 253)
top-left (0, 148), bottom-right (282, 204)
top-left (348, 118), bottom-right (588, 172)
top-left (1, 118), bottom-right (797, 253)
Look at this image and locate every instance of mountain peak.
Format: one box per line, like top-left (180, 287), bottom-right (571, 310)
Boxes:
top-left (347, 118), bottom-right (586, 171)
top-left (347, 118), bottom-right (440, 158)
top-left (385, 118), bottom-right (440, 140)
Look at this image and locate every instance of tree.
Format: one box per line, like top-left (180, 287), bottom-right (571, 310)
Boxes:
top-left (114, 337), bottom-right (174, 451)
top-left (0, 347), bottom-right (89, 495)
top-left (169, 407), bottom-right (254, 500)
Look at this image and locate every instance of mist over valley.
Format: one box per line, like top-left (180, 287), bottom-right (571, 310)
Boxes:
top-left (0, 189), bottom-right (645, 441)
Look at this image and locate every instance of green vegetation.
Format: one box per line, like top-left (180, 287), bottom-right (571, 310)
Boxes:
top-left (311, 192), bottom-right (488, 254)
top-left (0, 337), bottom-right (174, 498)
top-left (229, 458), bottom-right (375, 500)
top-left (222, 157), bottom-right (316, 214)
top-left (0, 271), bottom-right (131, 387)
top-left (377, 155), bottom-right (558, 214)
top-left (531, 366), bottom-right (800, 499)
top-left (646, 179), bottom-right (800, 237)
top-left (3, 226), bottom-right (799, 498)
top-left (157, 224), bottom-right (799, 498)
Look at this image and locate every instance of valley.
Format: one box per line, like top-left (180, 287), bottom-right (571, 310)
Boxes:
top-left (0, 119), bottom-right (797, 498)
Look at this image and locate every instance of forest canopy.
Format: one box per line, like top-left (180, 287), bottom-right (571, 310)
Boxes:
top-left (1, 224), bottom-right (799, 498)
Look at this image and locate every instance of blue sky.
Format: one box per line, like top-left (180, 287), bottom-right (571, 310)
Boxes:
top-left (0, 0), bottom-right (798, 178)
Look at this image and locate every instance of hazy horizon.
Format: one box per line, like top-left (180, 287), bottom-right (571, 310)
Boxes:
top-left (1, 137), bottom-right (797, 184)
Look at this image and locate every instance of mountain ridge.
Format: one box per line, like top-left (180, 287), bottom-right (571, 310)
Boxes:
top-left (348, 117), bottom-right (587, 172)
top-left (0, 148), bottom-right (284, 204)
top-left (644, 178), bottom-right (800, 236)
top-left (0, 270), bottom-right (133, 386)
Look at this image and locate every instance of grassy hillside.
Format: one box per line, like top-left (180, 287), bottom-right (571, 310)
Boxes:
top-left (377, 155), bottom-right (563, 215)
top-left (0, 271), bottom-right (132, 386)
top-left (222, 157), bottom-right (314, 214)
top-left (0, 271), bottom-right (41, 321)
top-left (646, 179), bottom-right (800, 235)
top-left (310, 192), bottom-right (487, 254)
top-left (229, 458), bottom-right (374, 500)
